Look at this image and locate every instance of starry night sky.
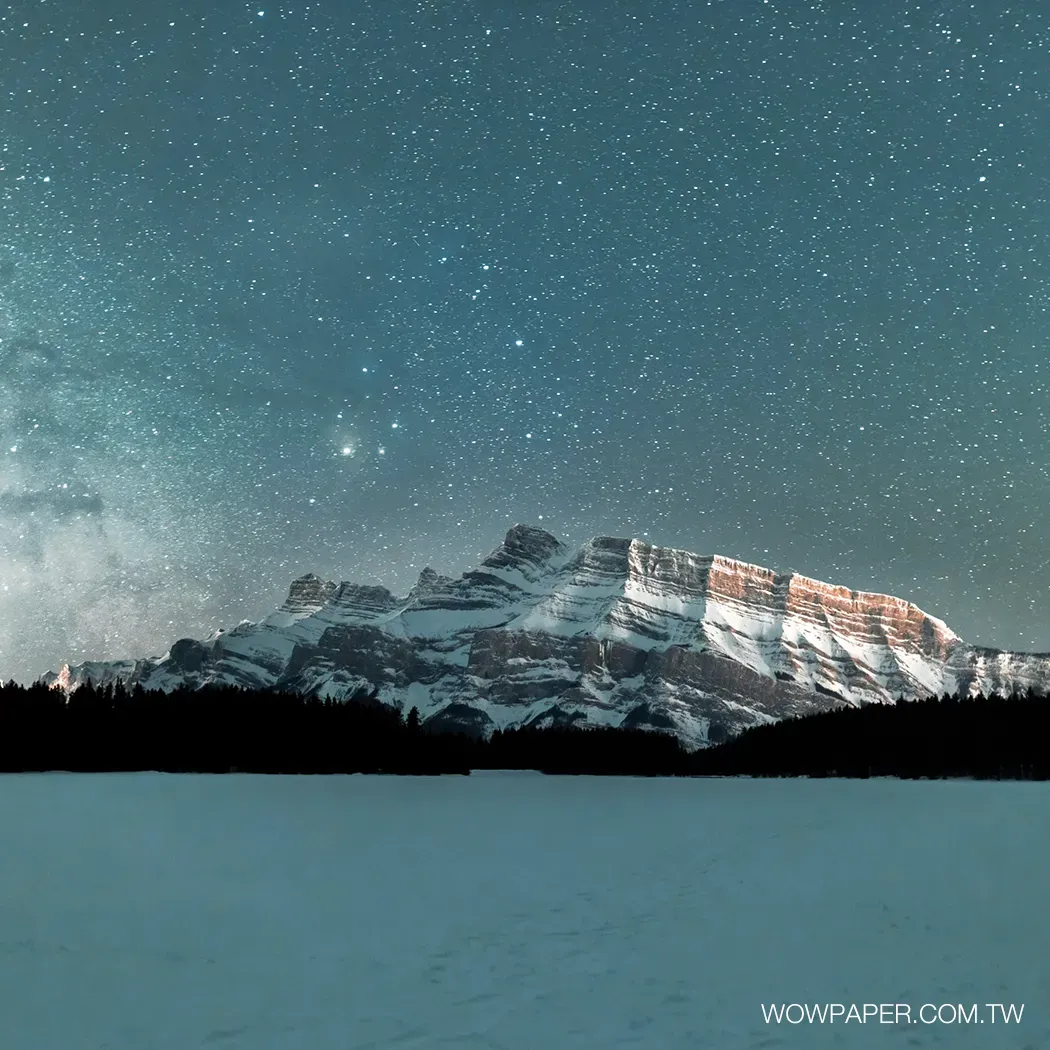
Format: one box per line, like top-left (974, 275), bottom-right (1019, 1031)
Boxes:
top-left (1, 0), bottom-right (1049, 681)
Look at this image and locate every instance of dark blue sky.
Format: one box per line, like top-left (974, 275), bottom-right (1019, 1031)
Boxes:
top-left (2, 0), bottom-right (1049, 679)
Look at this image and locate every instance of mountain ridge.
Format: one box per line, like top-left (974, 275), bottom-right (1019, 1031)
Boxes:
top-left (42, 525), bottom-right (1050, 746)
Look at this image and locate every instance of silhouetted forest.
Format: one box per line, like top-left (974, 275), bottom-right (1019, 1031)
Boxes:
top-left (691, 690), bottom-right (1050, 780)
top-left (2, 681), bottom-right (1048, 778)
top-left (0, 680), bottom-right (692, 775)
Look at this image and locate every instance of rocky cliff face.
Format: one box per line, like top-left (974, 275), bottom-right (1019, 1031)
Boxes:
top-left (41, 524), bottom-right (1050, 747)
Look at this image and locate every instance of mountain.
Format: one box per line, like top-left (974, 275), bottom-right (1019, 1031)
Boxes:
top-left (42, 524), bottom-right (1050, 747)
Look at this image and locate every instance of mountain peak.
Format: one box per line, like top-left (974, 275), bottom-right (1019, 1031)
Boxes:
top-left (281, 573), bottom-right (337, 614)
top-left (503, 523), bottom-right (562, 551)
top-left (40, 525), bottom-right (1050, 747)
top-left (481, 524), bottom-right (568, 577)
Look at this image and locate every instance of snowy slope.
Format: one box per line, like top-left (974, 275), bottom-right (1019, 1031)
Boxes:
top-left (42, 524), bottom-right (1050, 747)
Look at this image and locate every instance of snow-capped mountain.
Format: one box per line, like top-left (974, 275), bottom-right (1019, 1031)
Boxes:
top-left (42, 524), bottom-right (1050, 747)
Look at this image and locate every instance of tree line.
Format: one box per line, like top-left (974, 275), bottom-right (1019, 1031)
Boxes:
top-left (0, 680), bottom-right (692, 775)
top-left (689, 689), bottom-right (1050, 780)
top-left (1, 680), bottom-right (1048, 778)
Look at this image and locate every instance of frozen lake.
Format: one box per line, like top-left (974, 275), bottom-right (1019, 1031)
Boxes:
top-left (0, 773), bottom-right (1044, 1050)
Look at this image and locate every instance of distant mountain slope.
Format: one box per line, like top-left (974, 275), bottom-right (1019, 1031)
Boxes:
top-left (43, 524), bottom-right (1050, 747)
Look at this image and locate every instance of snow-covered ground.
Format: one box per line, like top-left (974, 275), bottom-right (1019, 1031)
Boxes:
top-left (0, 773), bottom-right (1045, 1049)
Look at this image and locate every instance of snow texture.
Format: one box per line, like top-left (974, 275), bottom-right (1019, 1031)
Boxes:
top-left (0, 773), bottom-right (1044, 1049)
top-left (42, 525), bottom-right (1050, 745)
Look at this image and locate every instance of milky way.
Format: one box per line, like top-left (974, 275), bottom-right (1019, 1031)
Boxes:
top-left (1, 1), bottom-right (1049, 681)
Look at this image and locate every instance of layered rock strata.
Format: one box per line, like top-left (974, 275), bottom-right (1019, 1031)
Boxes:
top-left (43, 525), bottom-right (1050, 747)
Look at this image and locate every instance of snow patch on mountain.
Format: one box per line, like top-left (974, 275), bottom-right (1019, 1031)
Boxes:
top-left (41, 525), bottom-right (1050, 747)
